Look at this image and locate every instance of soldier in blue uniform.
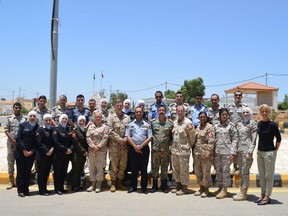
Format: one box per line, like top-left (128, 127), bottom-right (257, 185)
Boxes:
top-left (148, 90), bottom-right (170, 121)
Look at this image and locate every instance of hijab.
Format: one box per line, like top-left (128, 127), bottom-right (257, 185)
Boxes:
top-left (27, 110), bottom-right (37, 127)
top-left (43, 113), bottom-right (52, 130)
top-left (77, 115), bottom-right (86, 132)
top-left (59, 114), bottom-right (68, 128)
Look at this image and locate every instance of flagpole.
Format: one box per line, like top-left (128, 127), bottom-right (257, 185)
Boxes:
top-left (49, 0), bottom-right (59, 109)
top-left (93, 73), bottom-right (95, 95)
top-left (100, 71), bottom-right (103, 93)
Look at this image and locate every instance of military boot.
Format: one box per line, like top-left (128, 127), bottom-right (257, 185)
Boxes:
top-left (194, 185), bottom-right (204, 196)
top-left (212, 186), bottom-right (223, 196)
top-left (216, 187), bottom-right (228, 199)
top-left (150, 179), bottom-right (159, 193)
top-left (233, 187), bottom-right (247, 201)
top-left (110, 180), bottom-right (116, 192)
top-left (160, 179), bottom-right (169, 193)
top-left (87, 181), bottom-right (96, 192)
top-left (117, 179), bottom-right (127, 190)
top-left (201, 187), bottom-right (209, 198)
top-left (176, 185), bottom-right (188, 196)
top-left (171, 182), bottom-right (181, 193)
top-left (6, 175), bottom-right (16, 190)
top-left (95, 181), bottom-right (102, 193)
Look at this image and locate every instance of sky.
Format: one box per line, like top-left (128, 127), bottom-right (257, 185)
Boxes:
top-left (0, 0), bottom-right (287, 105)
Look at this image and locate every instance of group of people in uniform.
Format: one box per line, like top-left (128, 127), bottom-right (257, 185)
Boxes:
top-left (4, 90), bottom-right (281, 205)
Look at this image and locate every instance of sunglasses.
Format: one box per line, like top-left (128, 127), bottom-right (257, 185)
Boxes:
top-left (155, 96), bottom-right (162, 99)
top-left (234, 94), bottom-right (242, 97)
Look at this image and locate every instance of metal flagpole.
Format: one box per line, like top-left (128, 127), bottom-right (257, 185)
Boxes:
top-left (93, 73), bottom-right (95, 95)
top-left (49, 0), bottom-right (59, 108)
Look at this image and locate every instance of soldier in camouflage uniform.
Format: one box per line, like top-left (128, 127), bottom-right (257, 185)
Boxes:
top-left (150, 105), bottom-right (173, 193)
top-left (52, 95), bottom-right (73, 126)
top-left (214, 108), bottom-right (238, 199)
top-left (33, 95), bottom-right (52, 126)
top-left (169, 91), bottom-right (190, 121)
top-left (107, 99), bottom-right (130, 192)
top-left (193, 111), bottom-right (215, 198)
top-left (233, 107), bottom-right (257, 201)
top-left (171, 105), bottom-right (196, 196)
top-left (86, 110), bottom-right (110, 193)
top-left (228, 90), bottom-right (248, 175)
top-left (4, 102), bottom-right (26, 189)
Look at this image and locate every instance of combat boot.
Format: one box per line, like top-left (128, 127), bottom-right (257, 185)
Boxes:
top-left (117, 179), bottom-right (127, 190)
top-left (216, 187), bottom-right (228, 199)
top-left (233, 187), bottom-right (247, 201)
top-left (95, 181), bottom-right (102, 193)
top-left (6, 175), bottom-right (16, 190)
top-left (171, 182), bottom-right (181, 193)
top-left (212, 186), bottom-right (223, 196)
top-left (201, 187), bottom-right (209, 198)
top-left (160, 179), bottom-right (169, 193)
top-left (176, 185), bottom-right (188, 196)
top-left (150, 179), bottom-right (159, 193)
top-left (110, 180), bottom-right (116, 192)
top-left (194, 185), bottom-right (204, 196)
top-left (87, 181), bottom-right (96, 192)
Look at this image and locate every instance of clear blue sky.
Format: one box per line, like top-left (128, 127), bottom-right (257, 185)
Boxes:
top-left (0, 0), bottom-right (287, 104)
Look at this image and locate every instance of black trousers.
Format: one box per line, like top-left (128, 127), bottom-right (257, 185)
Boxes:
top-left (71, 154), bottom-right (86, 189)
top-left (129, 145), bottom-right (150, 190)
top-left (53, 157), bottom-right (69, 191)
top-left (16, 154), bottom-right (35, 194)
top-left (37, 156), bottom-right (53, 193)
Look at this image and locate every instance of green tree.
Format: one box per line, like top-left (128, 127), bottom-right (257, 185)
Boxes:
top-left (278, 94), bottom-right (288, 110)
top-left (164, 89), bottom-right (176, 99)
top-left (180, 77), bottom-right (205, 104)
top-left (108, 92), bottom-right (128, 109)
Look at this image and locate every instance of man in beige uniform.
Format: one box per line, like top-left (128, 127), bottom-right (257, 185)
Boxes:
top-left (4, 102), bottom-right (26, 189)
top-left (86, 111), bottom-right (110, 193)
top-left (107, 99), bottom-right (130, 192)
top-left (171, 105), bottom-right (196, 195)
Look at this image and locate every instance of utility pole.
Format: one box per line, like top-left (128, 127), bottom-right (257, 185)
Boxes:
top-left (265, 72), bottom-right (268, 85)
top-left (49, 0), bottom-right (59, 109)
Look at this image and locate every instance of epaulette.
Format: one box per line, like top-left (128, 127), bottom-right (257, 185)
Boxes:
top-left (183, 103), bottom-right (190, 106)
top-left (169, 102), bottom-right (177, 107)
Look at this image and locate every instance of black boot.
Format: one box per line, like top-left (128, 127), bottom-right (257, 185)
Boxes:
top-left (161, 179), bottom-right (169, 193)
top-left (150, 179), bottom-right (158, 193)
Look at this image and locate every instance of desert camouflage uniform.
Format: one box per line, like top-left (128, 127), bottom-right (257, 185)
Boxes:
top-left (86, 123), bottom-right (109, 182)
top-left (107, 113), bottom-right (130, 181)
top-left (52, 105), bottom-right (73, 125)
top-left (194, 123), bottom-right (215, 187)
top-left (228, 102), bottom-right (248, 124)
top-left (235, 120), bottom-right (257, 189)
top-left (150, 118), bottom-right (173, 180)
top-left (214, 120), bottom-right (238, 187)
top-left (208, 106), bottom-right (222, 126)
top-left (4, 114), bottom-right (26, 184)
top-left (169, 103), bottom-right (191, 121)
top-left (33, 106), bottom-right (52, 126)
top-left (171, 117), bottom-right (196, 185)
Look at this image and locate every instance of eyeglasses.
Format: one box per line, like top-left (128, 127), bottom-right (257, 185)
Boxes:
top-left (155, 96), bottom-right (162, 99)
top-left (234, 94), bottom-right (242, 97)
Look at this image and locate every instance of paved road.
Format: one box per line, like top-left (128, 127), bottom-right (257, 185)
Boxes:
top-left (0, 185), bottom-right (287, 216)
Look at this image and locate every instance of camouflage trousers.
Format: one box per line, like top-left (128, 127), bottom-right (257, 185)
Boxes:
top-left (109, 149), bottom-right (128, 181)
top-left (7, 141), bottom-right (16, 182)
top-left (236, 152), bottom-right (253, 189)
top-left (88, 151), bottom-right (107, 182)
top-left (215, 154), bottom-right (231, 187)
top-left (151, 150), bottom-right (169, 180)
top-left (171, 154), bottom-right (190, 186)
top-left (194, 154), bottom-right (212, 187)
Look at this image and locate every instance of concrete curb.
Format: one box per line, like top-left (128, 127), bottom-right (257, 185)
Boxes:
top-left (1, 173), bottom-right (288, 188)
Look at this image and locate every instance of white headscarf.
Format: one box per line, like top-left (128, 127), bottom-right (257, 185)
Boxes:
top-left (137, 99), bottom-right (145, 106)
top-left (242, 107), bottom-right (253, 124)
top-left (77, 115), bottom-right (86, 132)
top-left (43, 113), bottom-right (52, 129)
top-left (59, 114), bottom-right (68, 128)
top-left (27, 110), bottom-right (37, 127)
top-left (100, 98), bottom-right (107, 111)
top-left (123, 99), bottom-right (132, 113)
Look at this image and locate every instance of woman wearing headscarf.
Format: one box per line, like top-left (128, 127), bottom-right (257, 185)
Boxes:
top-left (35, 113), bottom-right (54, 196)
top-left (52, 114), bottom-right (73, 195)
top-left (233, 107), bottom-right (257, 201)
top-left (99, 98), bottom-right (109, 123)
top-left (15, 110), bottom-right (39, 197)
top-left (70, 115), bottom-right (88, 192)
top-left (255, 104), bottom-right (281, 205)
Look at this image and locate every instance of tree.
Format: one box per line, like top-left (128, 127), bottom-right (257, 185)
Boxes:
top-left (278, 94), bottom-right (288, 110)
top-left (164, 89), bottom-right (176, 99)
top-left (108, 92), bottom-right (128, 109)
top-left (180, 77), bottom-right (205, 104)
